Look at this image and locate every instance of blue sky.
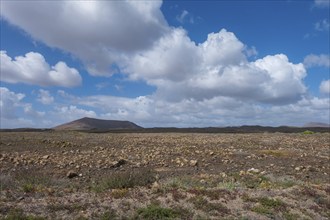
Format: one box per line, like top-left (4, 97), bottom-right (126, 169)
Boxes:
top-left (0, 0), bottom-right (329, 128)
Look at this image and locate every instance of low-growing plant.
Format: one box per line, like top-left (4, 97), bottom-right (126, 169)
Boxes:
top-left (189, 195), bottom-right (230, 214)
top-left (22, 183), bottom-right (35, 193)
top-left (2, 208), bottom-right (45, 220)
top-left (0, 174), bottom-right (15, 191)
top-left (92, 169), bottom-right (155, 192)
top-left (252, 205), bottom-right (273, 216)
top-left (302, 130), bottom-right (314, 134)
top-left (258, 197), bottom-right (286, 209)
top-left (135, 204), bottom-right (179, 220)
top-left (169, 188), bottom-right (186, 201)
top-left (260, 175), bottom-right (299, 189)
top-left (241, 193), bottom-right (257, 203)
top-left (250, 197), bottom-right (287, 217)
top-left (14, 170), bottom-right (52, 193)
top-left (259, 149), bottom-right (290, 157)
top-left (283, 212), bottom-right (300, 220)
top-left (100, 210), bottom-right (117, 220)
top-left (276, 179), bottom-right (296, 188)
top-left (75, 216), bottom-right (89, 220)
top-left (47, 203), bottom-right (85, 212)
top-left (218, 181), bottom-right (239, 191)
top-left (164, 176), bottom-right (204, 190)
top-left (188, 188), bottom-right (232, 200)
top-left (241, 175), bottom-right (263, 189)
top-left (111, 188), bottom-right (129, 199)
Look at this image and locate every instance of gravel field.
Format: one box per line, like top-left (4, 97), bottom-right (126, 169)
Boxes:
top-left (0, 131), bottom-right (329, 219)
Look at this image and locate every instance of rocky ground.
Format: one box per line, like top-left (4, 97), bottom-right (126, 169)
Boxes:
top-left (0, 131), bottom-right (329, 219)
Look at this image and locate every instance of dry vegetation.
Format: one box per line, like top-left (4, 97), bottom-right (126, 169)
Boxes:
top-left (0, 131), bottom-right (329, 219)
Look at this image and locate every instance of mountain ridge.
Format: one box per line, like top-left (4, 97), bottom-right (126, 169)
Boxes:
top-left (303, 122), bottom-right (330, 128)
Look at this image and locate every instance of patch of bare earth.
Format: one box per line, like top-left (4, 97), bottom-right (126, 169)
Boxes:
top-left (0, 132), bottom-right (329, 219)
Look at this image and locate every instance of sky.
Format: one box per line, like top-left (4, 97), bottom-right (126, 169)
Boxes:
top-left (0, 0), bottom-right (329, 128)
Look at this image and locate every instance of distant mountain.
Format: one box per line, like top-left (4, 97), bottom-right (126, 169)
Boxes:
top-left (303, 122), bottom-right (330, 128)
top-left (53, 117), bottom-right (142, 130)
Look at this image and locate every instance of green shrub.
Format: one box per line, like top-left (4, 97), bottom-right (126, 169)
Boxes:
top-left (100, 210), bottom-right (117, 220)
top-left (283, 212), bottom-right (300, 220)
top-left (14, 170), bottom-right (51, 193)
top-left (93, 169), bottom-right (155, 192)
top-left (251, 197), bottom-right (287, 216)
top-left (136, 204), bottom-right (178, 220)
top-left (111, 188), bottom-right (129, 199)
top-left (258, 197), bottom-right (285, 209)
top-left (189, 195), bottom-right (230, 214)
top-left (302, 130), bottom-right (314, 134)
top-left (251, 205), bottom-right (273, 215)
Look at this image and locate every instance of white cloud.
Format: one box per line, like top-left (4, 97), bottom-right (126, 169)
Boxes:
top-left (304, 54), bottom-right (330, 68)
top-left (23, 104), bottom-right (45, 118)
top-left (1, 87), bottom-right (329, 128)
top-left (315, 19), bottom-right (329, 31)
top-left (1, 1), bottom-right (308, 105)
top-left (314, 0), bottom-right (330, 8)
top-left (0, 87), bottom-right (45, 128)
top-left (1, 0), bottom-right (168, 76)
top-left (51, 105), bottom-right (97, 123)
top-left (0, 51), bottom-right (82, 87)
top-left (127, 28), bottom-right (200, 82)
top-left (244, 46), bottom-right (258, 58)
top-left (37, 89), bottom-right (54, 105)
top-left (73, 92), bottom-right (329, 127)
top-left (0, 87), bottom-right (25, 119)
top-left (176, 10), bottom-right (194, 24)
top-left (127, 29), bottom-right (306, 104)
top-left (320, 80), bottom-right (330, 94)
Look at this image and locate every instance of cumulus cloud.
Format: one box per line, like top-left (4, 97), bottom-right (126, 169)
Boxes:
top-left (0, 87), bottom-right (99, 128)
top-left (315, 19), bottom-right (329, 31)
top-left (1, 0), bottom-right (168, 76)
top-left (127, 29), bottom-right (306, 104)
top-left (71, 92), bottom-right (329, 127)
top-left (1, 1), bottom-right (309, 105)
top-left (37, 89), bottom-right (54, 105)
top-left (1, 86), bottom-right (329, 128)
top-left (314, 0), bottom-right (330, 8)
top-left (0, 51), bottom-right (82, 87)
top-left (0, 87), bottom-right (25, 119)
top-left (0, 87), bottom-right (45, 128)
top-left (304, 54), bottom-right (330, 68)
top-left (52, 105), bottom-right (97, 122)
top-left (127, 28), bottom-right (200, 82)
top-left (320, 80), bottom-right (330, 94)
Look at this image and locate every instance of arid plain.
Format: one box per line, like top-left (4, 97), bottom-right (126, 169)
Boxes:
top-left (0, 131), bottom-right (329, 219)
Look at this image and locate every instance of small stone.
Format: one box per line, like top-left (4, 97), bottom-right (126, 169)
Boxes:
top-left (220, 172), bottom-right (227, 178)
top-left (248, 168), bottom-right (260, 174)
top-left (152, 181), bottom-right (160, 189)
top-left (111, 159), bottom-right (127, 168)
top-left (189, 160), bottom-right (198, 167)
top-left (42, 155), bottom-right (50, 159)
top-left (295, 166), bottom-right (303, 171)
top-left (67, 171), bottom-right (78, 178)
top-left (239, 170), bottom-right (246, 176)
